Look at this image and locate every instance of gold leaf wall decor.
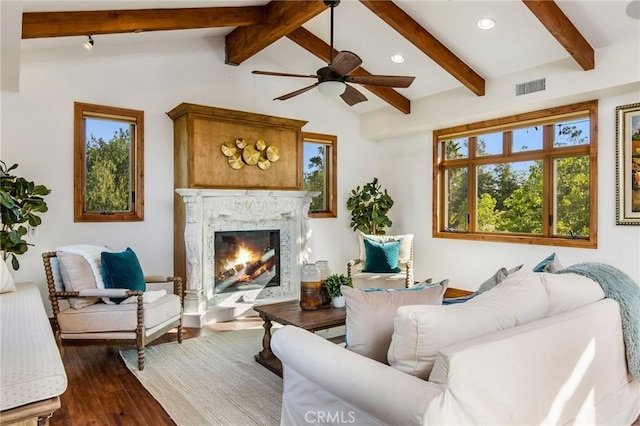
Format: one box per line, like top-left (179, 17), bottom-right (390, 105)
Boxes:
top-left (222, 138), bottom-right (281, 170)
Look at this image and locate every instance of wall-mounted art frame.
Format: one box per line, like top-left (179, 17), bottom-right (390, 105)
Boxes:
top-left (616, 102), bottom-right (640, 225)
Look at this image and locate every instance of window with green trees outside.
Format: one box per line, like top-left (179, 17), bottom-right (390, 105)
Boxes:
top-left (74, 102), bottom-right (144, 222)
top-left (433, 100), bottom-right (597, 248)
top-left (303, 132), bottom-right (337, 218)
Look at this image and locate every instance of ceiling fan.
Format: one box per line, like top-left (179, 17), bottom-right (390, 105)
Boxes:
top-left (252, 0), bottom-right (415, 106)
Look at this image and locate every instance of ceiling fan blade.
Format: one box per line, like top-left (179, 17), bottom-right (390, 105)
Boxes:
top-left (274, 83), bottom-right (319, 101)
top-left (330, 51), bottom-right (363, 76)
top-left (253, 70), bottom-right (317, 79)
top-left (345, 75), bottom-right (415, 88)
top-left (340, 84), bottom-right (368, 106)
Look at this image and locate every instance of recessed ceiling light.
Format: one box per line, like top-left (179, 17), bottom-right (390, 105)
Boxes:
top-left (477, 17), bottom-right (495, 30)
top-left (390, 54), bottom-right (405, 64)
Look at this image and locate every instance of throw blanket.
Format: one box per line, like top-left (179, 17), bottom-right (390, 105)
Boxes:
top-left (557, 262), bottom-right (640, 381)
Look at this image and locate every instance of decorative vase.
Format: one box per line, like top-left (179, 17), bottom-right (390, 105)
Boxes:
top-left (331, 296), bottom-right (346, 308)
top-left (300, 262), bottom-right (322, 310)
top-left (316, 260), bottom-right (332, 307)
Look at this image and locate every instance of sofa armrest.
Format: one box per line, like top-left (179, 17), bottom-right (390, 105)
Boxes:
top-left (272, 325), bottom-right (443, 425)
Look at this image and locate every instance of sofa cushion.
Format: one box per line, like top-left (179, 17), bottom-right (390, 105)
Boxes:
top-left (57, 293), bottom-right (181, 333)
top-left (388, 271), bottom-right (549, 379)
top-left (342, 280), bottom-right (448, 363)
top-left (362, 238), bottom-right (401, 273)
top-left (443, 264), bottom-right (523, 304)
top-left (540, 272), bottom-right (604, 316)
top-left (57, 252), bottom-right (100, 309)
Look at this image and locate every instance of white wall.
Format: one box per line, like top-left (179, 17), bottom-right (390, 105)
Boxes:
top-left (377, 90), bottom-right (640, 290)
top-left (1, 37), bottom-right (375, 307)
top-left (3, 33), bottom-right (639, 309)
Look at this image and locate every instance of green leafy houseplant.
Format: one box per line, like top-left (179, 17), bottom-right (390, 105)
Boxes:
top-left (323, 274), bottom-right (353, 298)
top-left (346, 177), bottom-right (394, 235)
top-left (1, 161), bottom-right (51, 270)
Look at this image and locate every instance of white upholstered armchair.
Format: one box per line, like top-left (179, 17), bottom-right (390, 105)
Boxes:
top-left (347, 232), bottom-right (414, 289)
top-left (42, 246), bottom-right (183, 370)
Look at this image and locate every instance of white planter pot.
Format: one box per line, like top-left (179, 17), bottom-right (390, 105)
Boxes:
top-left (331, 296), bottom-right (345, 308)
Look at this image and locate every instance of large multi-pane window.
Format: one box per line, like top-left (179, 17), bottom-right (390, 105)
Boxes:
top-left (74, 102), bottom-right (144, 222)
top-left (302, 132), bottom-right (337, 218)
top-left (433, 100), bottom-right (597, 248)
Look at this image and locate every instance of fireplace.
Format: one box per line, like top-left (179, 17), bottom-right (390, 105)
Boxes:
top-left (176, 189), bottom-right (316, 327)
top-left (213, 229), bottom-right (281, 300)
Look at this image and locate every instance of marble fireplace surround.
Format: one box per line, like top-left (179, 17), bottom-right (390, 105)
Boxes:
top-left (176, 189), bottom-right (316, 327)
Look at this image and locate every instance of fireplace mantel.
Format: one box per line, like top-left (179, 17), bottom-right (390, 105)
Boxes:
top-left (176, 189), bottom-right (316, 327)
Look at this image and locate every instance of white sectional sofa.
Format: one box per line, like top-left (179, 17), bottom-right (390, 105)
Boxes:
top-left (272, 271), bottom-right (640, 425)
top-left (0, 283), bottom-right (68, 425)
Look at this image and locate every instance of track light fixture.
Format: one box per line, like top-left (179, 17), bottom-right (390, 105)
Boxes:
top-left (83, 36), bottom-right (94, 51)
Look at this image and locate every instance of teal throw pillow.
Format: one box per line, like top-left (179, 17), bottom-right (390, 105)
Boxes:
top-left (363, 238), bottom-right (401, 273)
top-left (532, 253), bottom-right (563, 273)
top-left (101, 247), bottom-right (146, 303)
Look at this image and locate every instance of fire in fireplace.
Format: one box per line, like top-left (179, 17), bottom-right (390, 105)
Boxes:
top-left (214, 230), bottom-right (280, 295)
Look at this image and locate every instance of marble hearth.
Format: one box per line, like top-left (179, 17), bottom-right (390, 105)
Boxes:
top-left (176, 189), bottom-right (316, 327)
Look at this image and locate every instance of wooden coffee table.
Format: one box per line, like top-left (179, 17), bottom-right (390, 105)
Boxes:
top-left (253, 300), bottom-right (346, 376)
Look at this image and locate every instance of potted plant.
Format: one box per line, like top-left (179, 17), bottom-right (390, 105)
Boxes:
top-left (323, 274), bottom-right (353, 308)
top-left (346, 177), bottom-right (394, 235)
top-left (0, 161), bottom-right (51, 270)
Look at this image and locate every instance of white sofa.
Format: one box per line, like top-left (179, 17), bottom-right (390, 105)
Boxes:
top-left (0, 283), bottom-right (68, 425)
top-left (272, 272), bottom-right (640, 425)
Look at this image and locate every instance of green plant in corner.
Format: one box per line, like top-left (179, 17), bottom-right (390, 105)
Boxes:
top-left (346, 177), bottom-right (394, 235)
top-left (0, 161), bottom-right (51, 270)
top-left (323, 274), bottom-right (353, 298)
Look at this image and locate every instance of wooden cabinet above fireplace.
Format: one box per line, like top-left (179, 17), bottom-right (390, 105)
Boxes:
top-left (168, 103), bottom-right (308, 190)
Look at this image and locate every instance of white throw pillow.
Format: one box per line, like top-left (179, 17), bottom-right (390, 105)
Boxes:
top-left (342, 280), bottom-right (448, 363)
top-left (57, 252), bottom-right (100, 309)
top-left (0, 259), bottom-right (16, 294)
top-left (388, 271), bottom-right (549, 379)
top-left (540, 272), bottom-right (604, 316)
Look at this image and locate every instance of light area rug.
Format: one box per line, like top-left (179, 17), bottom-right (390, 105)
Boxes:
top-left (120, 328), bottom-right (282, 426)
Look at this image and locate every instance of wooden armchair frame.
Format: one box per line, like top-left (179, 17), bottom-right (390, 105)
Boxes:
top-left (42, 251), bottom-right (184, 370)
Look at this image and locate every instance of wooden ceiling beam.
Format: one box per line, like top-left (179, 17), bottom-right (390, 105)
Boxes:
top-left (359, 0), bottom-right (485, 97)
top-left (225, 1), bottom-right (327, 66)
top-left (22, 7), bottom-right (265, 39)
top-left (521, 0), bottom-right (594, 71)
top-left (287, 27), bottom-right (411, 114)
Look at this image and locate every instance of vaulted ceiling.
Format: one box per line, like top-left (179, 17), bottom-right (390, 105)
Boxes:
top-left (10, 0), bottom-right (640, 115)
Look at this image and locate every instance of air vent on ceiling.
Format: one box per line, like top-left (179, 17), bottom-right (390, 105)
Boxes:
top-left (515, 78), bottom-right (546, 96)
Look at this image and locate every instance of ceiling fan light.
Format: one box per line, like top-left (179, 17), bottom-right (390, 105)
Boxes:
top-left (318, 81), bottom-right (346, 96)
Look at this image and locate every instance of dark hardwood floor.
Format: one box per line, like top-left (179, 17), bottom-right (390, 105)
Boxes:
top-left (49, 318), bottom-right (263, 426)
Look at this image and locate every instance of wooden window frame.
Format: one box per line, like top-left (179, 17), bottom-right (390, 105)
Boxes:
top-left (433, 100), bottom-right (598, 248)
top-left (74, 102), bottom-right (144, 222)
top-left (302, 132), bottom-right (337, 219)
